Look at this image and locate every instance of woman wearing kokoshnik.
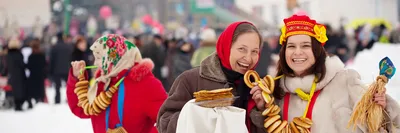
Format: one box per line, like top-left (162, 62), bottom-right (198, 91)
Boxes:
top-left (67, 34), bottom-right (167, 133)
top-left (249, 14), bottom-right (400, 133)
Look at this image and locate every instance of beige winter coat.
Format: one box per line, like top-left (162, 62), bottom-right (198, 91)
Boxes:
top-left (277, 56), bottom-right (400, 133)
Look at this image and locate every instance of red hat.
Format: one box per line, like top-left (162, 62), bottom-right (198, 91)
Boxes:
top-left (279, 15), bottom-right (328, 45)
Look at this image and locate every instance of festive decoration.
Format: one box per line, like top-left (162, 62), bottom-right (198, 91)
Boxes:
top-left (279, 15), bottom-right (328, 45)
top-left (141, 14), bottom-right (165, 34)
top-left (100, 6), bottom-right (113, 20)
top-left (348, 57), bottom-right (396, 132)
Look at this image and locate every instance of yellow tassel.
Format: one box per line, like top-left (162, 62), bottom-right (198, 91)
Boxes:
top-left (295, 88), bottom-right (310, 101)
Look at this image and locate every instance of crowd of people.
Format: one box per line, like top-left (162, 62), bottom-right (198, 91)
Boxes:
top-left (0, 12), bottom-right (399, 133)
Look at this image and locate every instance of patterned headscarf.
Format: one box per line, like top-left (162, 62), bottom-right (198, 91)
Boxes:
top-left (87, 34), bottom-right (142, 103)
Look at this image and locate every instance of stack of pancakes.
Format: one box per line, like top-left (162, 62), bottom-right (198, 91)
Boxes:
top-left (193, 88), bottom-right (234, 108)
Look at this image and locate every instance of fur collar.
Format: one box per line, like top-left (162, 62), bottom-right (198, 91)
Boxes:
top-left (96, 58), bottom-right (154, 82)
top-left (279, 56), bottom-right (345, 93)
top-left (127, 58), bottom-right (154, 81)
top-left (199, 52), bottom-right (227, 83)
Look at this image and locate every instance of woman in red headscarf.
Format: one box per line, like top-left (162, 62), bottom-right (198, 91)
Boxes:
top-left (157, 22), bottom-right (266, 133)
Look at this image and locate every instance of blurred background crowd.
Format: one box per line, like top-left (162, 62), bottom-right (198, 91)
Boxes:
top-left (0, 0), bottom-right (400, 112)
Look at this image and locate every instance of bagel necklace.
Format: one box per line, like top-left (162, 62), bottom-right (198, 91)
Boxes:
top-left (244, 70), bottom-right (318, 133)
top-left (74, 66), bottom-right (125, 116)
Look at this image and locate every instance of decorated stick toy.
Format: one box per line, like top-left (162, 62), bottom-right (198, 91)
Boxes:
top-left (348, 57), bottom-right (396, 132)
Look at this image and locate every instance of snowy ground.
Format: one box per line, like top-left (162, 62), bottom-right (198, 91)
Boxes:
top-left (346, 44), bottom-right (400, 102)
top-left (0, 87), bottom-right (92, 133)
top-left (0, 44), bottom-right (399, 133)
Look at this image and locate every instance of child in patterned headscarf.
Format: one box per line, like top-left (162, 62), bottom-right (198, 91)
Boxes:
top-left (66, 34), bottom-right (167, 133)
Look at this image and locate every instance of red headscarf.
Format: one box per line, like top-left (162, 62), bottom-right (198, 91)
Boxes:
top-left (216, 21), bottom-right (260, 70)
top-left (216, 21), bottom-right (260, 132)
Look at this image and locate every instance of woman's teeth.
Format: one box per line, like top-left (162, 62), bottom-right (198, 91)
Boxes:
top-left (238, 62), bottom-right (250, 68)
top-left (292, 59), bottom-right (306, 63)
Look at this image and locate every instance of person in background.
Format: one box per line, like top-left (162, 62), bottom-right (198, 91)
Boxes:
top-left (171, 40), bottom-right (193, 82)
top-left (0, 45), bottom-right (13, 109)
top-left (134, 34), bottom-right (143, 50)
top-left (27, 38), bottom-right (47, 103)
top-left (71, 36), bottom-right (92, 80)
top-left (324, 24), bottom-right (349, 63)
top-left (163, 38), bottom-right (177, 90)
top-left (50, 32), bottom-right (73, 104)
top-left (390, 23), bottom-right (400, 44)
top-left (190, 28), bottom-right (217, 67)
top-left (6, 38), bottom-right (28, 111)
top-left (141, 34), bottom-right (166, 82)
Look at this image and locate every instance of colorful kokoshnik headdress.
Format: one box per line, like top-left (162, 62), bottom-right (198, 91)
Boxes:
top-left (279, 15), bottom-right (328, 45)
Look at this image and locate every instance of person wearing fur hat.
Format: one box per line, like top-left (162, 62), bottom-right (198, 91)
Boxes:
top-left (67, 34), bottom-right (167, 133)
top-left (190, 28), bottom-right (217, 67)
top-left (6, 38), bottom-right (28, 111)
top-left (252, 14), bottom-right (400, 133)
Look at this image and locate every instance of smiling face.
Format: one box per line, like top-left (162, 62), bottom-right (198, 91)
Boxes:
top-left (229, 32), bottom-right (260, 74)
top-left (285, 34), bottom-right (315, 76)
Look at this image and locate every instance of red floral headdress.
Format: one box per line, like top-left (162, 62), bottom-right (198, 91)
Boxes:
top-left (279, 15), bottom-right (328, 45)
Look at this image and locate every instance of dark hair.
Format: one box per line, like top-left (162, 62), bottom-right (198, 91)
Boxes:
top-left (273, 37), bottom-right (327, 99)
top-left (30, 38), bottom-right (42, 54)
top-left (232, 23), bottom-right (263, 46)
top-left (75, 36), bottom-right (86, 47)
top-left (153, 34), bottom-right (163, 40)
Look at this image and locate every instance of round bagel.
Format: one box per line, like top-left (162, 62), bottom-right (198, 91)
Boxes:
top-left (290, 121), bottom-right (300, 133)
top-left (267, 120), bottom-right (282, 133)
top-left (272, 120), bottom-right (288, 133)
top-left (264, 115), bottom-right (281, 128)
top-left (75, 80), bottom-right (89, 88)
top-left (293, 117), bottom-right (311, 129)
top-left (262, 105), bottom-right (274, 116)
top-left (244, 70), bottom-right (261, 88)
top-left (300, 117), bottom-right (313, 126)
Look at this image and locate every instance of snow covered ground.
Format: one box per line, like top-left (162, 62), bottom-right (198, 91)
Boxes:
top-left (0, 43), bottom-right (399, 133)
top-left (0, 87), bottom-right (92, 133)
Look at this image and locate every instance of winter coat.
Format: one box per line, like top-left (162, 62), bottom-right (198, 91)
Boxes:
top-left (171, 41), bottom-right (193, 81)
top-left (6, 49), bottom-right (27, 100)
top-left (141, 42), bottom-right (166, 80)
top-left (171, 50), bottom-right (192, 81)
top-left (276, 56), bottom-right (400, 133)
top-left (157, 53), bottom-right (267, 133)
top-left (190, 42), bottom-right (216, 67)
top-left (27, 52), bottom-right (47, 100)
top-left (50, 42), bottom-right (73, 75)
top-left (67, 59), bottom-right (167, 133)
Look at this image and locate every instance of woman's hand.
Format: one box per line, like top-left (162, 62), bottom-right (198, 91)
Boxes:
top-left (250, 81), bottom-right (267, 111)
top-left (374, 88), bottom-right (387, 108)
top-left (71, 60), bottom-right (86, 78)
